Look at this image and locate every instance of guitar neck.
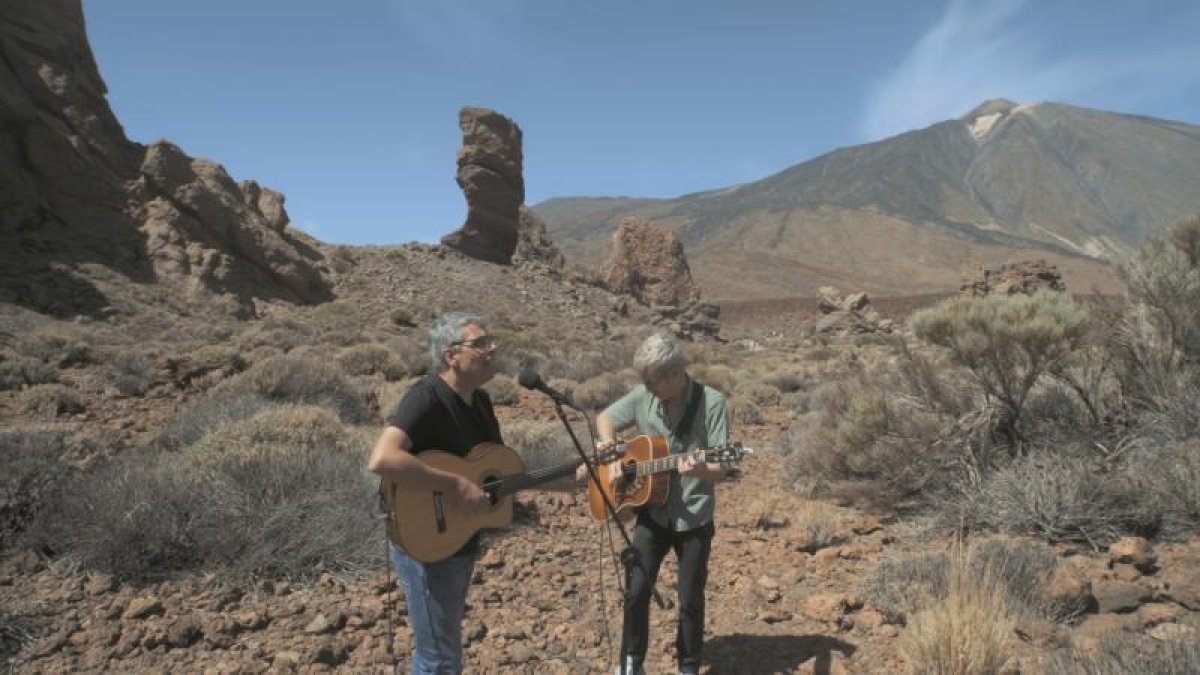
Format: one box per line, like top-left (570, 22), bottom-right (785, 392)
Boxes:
top-left (489, 457), bottom-right (582, 498)
top-left (635, 449), bottom-right (709, 477)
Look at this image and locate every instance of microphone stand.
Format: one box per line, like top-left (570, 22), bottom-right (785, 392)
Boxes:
top-left (547, 397), bottom-right (664, 674)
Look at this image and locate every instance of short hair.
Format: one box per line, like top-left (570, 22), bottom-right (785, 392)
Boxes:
top-left (428, 311), bottom-right (487, 372)
top-left (633, 332), bottom-right (687, 376)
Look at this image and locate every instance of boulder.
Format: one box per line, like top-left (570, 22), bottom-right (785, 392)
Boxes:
top-left (441, 107), bottom-right (524, 264)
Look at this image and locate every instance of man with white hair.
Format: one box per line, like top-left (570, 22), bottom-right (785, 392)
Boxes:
top-left (595, 332), bottom-right (731, 675)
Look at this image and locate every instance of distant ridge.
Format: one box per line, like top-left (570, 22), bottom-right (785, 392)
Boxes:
top-left (535, 100), bottom-right (1200, 300)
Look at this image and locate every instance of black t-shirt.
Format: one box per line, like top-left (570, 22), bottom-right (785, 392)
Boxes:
top-left (384, 375), bottom-right (503, 558)
top-left (386, 374), bottom-right (503, 455)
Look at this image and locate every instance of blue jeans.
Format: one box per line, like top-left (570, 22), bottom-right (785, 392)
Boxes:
top-left (391, 544), bottom-right (476, 675)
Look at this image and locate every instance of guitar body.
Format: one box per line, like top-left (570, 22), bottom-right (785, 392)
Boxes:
top-left (586, 435), bottom-right (671, 521)
top-left (384, 443), bottom-right (523, 563)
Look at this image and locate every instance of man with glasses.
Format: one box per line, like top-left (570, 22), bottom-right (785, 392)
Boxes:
top-left (590, 332), bottom-right (731, 675)
top-left (367, 311), bottom-right (507, 673)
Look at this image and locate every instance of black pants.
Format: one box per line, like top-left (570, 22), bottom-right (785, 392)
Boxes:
top-left (622, 515), bottom-right (714, 673)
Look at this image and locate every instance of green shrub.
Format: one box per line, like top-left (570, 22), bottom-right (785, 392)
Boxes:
top-left (910, 290), bottom-right (1090, 446)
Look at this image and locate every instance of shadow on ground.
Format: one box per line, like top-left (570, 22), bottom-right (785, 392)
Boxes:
top-left (705, 633), bottom-right (856, 674)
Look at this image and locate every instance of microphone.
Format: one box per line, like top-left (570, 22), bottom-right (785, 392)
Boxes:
top-left (517, 368), bottom-right (578, 409)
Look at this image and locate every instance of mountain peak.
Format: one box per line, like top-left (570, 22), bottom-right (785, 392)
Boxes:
top-left (962, 98), bottom-right (1020, 120)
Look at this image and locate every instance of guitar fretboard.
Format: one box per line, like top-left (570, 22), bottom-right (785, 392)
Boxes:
top-left (489, 458), bottom-right (582, 497)
top-left (635, 449), bottom-right (708, 477)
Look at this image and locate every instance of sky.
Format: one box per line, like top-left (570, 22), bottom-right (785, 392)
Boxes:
top-left (82, 0), bottom-right (1200, 246)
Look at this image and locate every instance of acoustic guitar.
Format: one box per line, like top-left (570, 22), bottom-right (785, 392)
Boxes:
top-left (585, 435), bottom-right (753, 522)
top-left (383, 442), bottom-right (604, 563)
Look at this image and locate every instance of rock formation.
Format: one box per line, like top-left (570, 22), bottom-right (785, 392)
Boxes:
top-left (512, 206), bottom-right (564, 270)
top-left (602, 217), bottom-right (718, 339)
top-left (961, 260), bottom-right (1065, 297)
top-left (440, 108), bottom-right (525, 264)
top-left (815, 286), bottom-right (893, 335)
top-left (0, 0), bottom-right (331, 318)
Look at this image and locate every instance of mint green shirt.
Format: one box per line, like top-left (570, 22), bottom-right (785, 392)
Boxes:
top-left (602, 380), bottom-right (730, 531)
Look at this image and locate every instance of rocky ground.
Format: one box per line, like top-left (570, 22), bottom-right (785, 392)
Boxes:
top-left (4, 394), bottom-right (1199, 674)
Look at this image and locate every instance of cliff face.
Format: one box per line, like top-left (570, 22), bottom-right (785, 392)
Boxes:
top-left (0, 0), bottom-right (331, 318)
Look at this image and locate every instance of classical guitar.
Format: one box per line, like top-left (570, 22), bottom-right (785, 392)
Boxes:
top-left (383, 442), bottom-right (604, 563)
top-left (585, 435), bottom-right (753, 522)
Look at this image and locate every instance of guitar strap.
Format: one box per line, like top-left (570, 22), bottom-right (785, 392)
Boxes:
top-left (673, 379), bottom-right (705, 446)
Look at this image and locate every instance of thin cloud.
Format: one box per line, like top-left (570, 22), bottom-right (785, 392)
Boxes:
top-left (385, 0), bottom-right (527, 56)
top-left (859, 0), bottom-right (1200, 141)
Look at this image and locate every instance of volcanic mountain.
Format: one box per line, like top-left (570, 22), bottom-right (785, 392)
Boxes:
top-left (536, 99), bottom-right (1200, 300)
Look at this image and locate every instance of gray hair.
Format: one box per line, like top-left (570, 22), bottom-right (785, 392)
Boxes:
top-left (429, 311), bottom-right (487, 372)
top-left (633, 332), bottom-right (687, 375)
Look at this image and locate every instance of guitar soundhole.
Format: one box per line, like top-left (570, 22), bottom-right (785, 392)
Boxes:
top-left (481, 474), bottom-right (500, 506)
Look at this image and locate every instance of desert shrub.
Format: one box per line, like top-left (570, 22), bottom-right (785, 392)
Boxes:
top-left (573, 373), bottom-right (627, 411)
top-left (864, 538), bottom-right (1059, 625)
top-left (728, 395), bottom-right (763, 425)
top-left (899, 551), bottom-right (1016, 675)
top-left (790, 499), bottom-right (842, 550)
top-left (389, 308), bottom-right (416, 327)
top-left (234, 316), bottom-right (315, 353)
top-left (758, 370), bottom-right (807, 394)
top-left (18, 384), bottom-right (84, 420)
top-left (384, 336), bottom-right (430, 378)
top-left (503, 420), bottom-right (581, 470)
top-left (736, 381), bottom-right (781, 407)
top-left (32, 420), bottom-right (378, 580)
top-left (1128, 439), bottom-right (1200, 537)
top-left (484, 374), bottom-right (519, 406)
top-left (0, 350), bottom-right (57, 390)
top-left (689, 364), bottom-right (739, 395)
top-left (779, 390), bottom-right (813, 415)
top-left (184, 404), bottom-right (350, 465)
top-left (376, 377), bottom-right (420, 420)
top-left (336, 342), bottom-right (405, 380)
top-left (1038, 635), bottom-right (1200, 675)
top-left (910, 290), bottom-right (1090, 447)
top-left (15, 325), bottom-right (92, 367)
top-left (154, 393), bottom-right (272, 451)
top-left (111, 349), bottom-right (154, 397)
top-left (0, 431), bottom-right (67, 546)
top-left (952, 451), bottom-right (1147, 544)
top-left (214, 354), bottom-right (371, 423)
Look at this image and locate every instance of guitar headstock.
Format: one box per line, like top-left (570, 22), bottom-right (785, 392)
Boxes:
top-left (701, 442), bottom-right (753, 467)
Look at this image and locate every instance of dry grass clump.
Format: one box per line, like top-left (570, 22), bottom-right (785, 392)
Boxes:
top-left (0, 350), bottom-right (58, 391)
top-left (1037, 635), bottom-right (1200, 674)
top-left (110, 349), bottom-right (154, 397)
top-left (484, 374), bottom-right (519, 406)
top-left (214, 353), bottom-right (373, 423)
top-left (375, 377), bottom-right (420, 420)
top-left (336, 342), bottom-right (406, 380)
top-left (736, 381), bottom-right (781, 407)
top-left (15, 325), bottom-right (93, 367)
top-left (899, 551), bottom-right (1017, 675)
top-left (503, 419), bottom-right (584, 470)
top-left (1, 431), bottom-right (67, 545)
top-left (17, 384), bottom-right (84, 420)
top-left (383, 336), bottom-right (431, 378)
top-left (728, 394), bottom-right (764, 425)
top-left (689, 363), bottom-right (740, 395)
top-left (791, 498), bottom-right (843, 549)
top-left (29, 410), bottom-right (378, 580)
top-left (573, 372), bottom-right (628, 411)
top-left (154, 393), bottom-right (272, 451)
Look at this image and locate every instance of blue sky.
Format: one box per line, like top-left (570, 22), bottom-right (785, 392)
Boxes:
top-left (83, 0), bottom-right (1200, 245)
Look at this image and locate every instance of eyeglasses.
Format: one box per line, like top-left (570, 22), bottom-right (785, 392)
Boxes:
top-left (449, 335), bottom-right (498, 351)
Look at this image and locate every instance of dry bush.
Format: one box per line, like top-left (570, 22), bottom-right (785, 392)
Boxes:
top-left (573, 373), bottom-right (628, 411)
top-left (336, 342), bottom-right (405, 380)
top-left (233, 316), bottom-right (315, 353)
top-left (1, 431), bottom-right (67, 546)
top-left (899, 551), bottom-right (1016, 675)
top-left (1041, 636), bottom-right (1200, 675)
top-left (736, 381), bottom-right (781, 407)
top-left (0, 350), bottom-right (58, 391)
top-left (376, 377), bottom-right (420, 420)
top-left (31, 416), bottom-right (379, 580)
top-left (952, 451), bottom-right (1149, 544)
top-left (791, 499), bottom-right (842, 550)
top-left (110, 349), bottom-right (154, 397)
top-left (728, 394), bottom-right (764, 425)
top-left (503, 419), bottom-right (584, 470)
top-left (214, 353), bottom-right (372, 423)
top-left (910, 290), bottom-right (1090, 446)
top-left (184, 404), bottom-right (351, 465)
top-left (383, 336), bottom-right (430, 378)
top-left (15, 325), bottom-right (92, 367)
top-left (17, 384), bottom-right (84, 420)
top-left (154, 393), bottom-right (272, 451)
top-left (758, 370), bottom-right (807, 394)
top-left (484, 374), bottom-right (519, 406)
top-left (1146, 440), bottom-right (1200, 534)
top-left (689, 363), bottom-right (740, 395)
